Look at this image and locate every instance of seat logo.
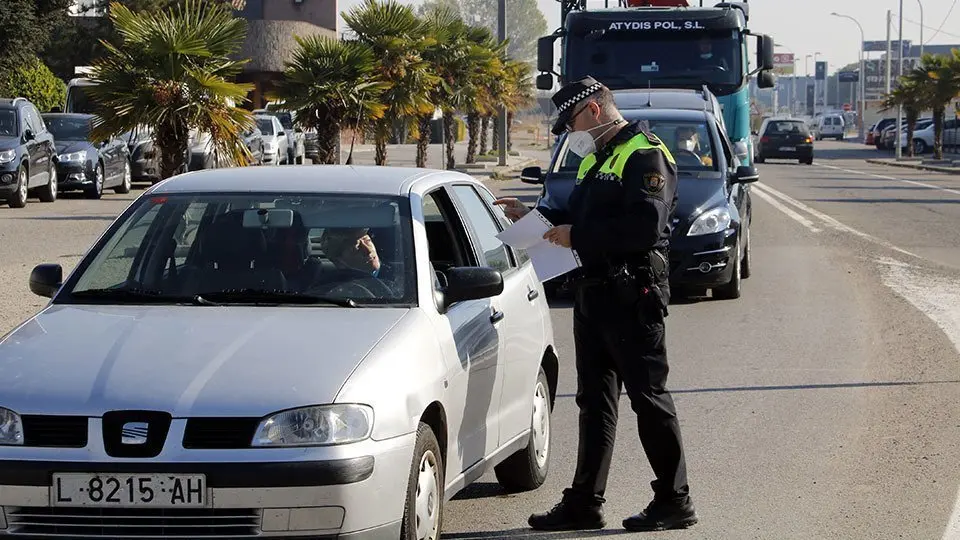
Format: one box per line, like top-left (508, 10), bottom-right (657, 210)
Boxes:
top-left (121, 422), bottom-right (149, 445)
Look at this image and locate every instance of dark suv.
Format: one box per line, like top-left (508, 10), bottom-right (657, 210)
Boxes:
top-left (0, 98), bottom-right (58, 207)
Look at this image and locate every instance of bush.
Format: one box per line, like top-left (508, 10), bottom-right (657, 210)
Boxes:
top-left (0, 58), bottom-right (66, 112)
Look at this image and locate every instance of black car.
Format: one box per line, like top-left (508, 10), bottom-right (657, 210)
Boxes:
top-left (0, 97), bottom-right (58, 208)
top-left (754, 117), bottom-right (814, 164)
top-left (42, 113), bottom-right (131, 199)
top-left (121, 124), bottom-right (162, 184)
top-left (522, 107), bottom-right (758, 300)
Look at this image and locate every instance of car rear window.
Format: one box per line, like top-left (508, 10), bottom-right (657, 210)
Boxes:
top-left (766, 121), bottom-right (808, 135)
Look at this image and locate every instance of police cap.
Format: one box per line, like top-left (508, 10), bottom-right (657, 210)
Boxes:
top-left (551, 76), bottom-right (605, 136)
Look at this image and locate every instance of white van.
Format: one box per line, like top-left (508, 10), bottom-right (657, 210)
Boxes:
top-left (817, 114), bottom-right (845, 140)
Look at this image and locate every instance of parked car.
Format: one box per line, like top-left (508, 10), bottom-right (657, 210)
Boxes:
top-left (4, 165), bottom-right (557, 540)
top-left (254, 108), bottom-right (305, 165)
top-left (255, 114), bottom-right (289, 165)
top-left (121, 124), bottom-right (162, 184)
top-left (0, 97), bottom-right (58, 207)
top-left (241, 124), bottom-right (264, 165)
top-left (881, 118), bottom-right (933, 152)
top-left (523, 106), bottom-right (758, 300)
top-left (755, 117), bottom-right (814, 165)
top-left (43, 113), bottom-right (132, 199)
top-left (816, 113), bottom-right (845, 140)
top-left (871, 117), bottom-right (900, 149)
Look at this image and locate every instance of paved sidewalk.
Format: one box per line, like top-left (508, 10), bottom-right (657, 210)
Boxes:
top-left (866, 154), bottom-right (960, 175)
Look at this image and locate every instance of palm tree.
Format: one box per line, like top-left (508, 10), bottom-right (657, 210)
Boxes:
top-left (905, 53), bottom-right (960, 159)
top-left (462, 27), bottom-right (504, 164)
top-left (343, 0), bottom-right (439, 166)
top-left (270, 36), bottom-right (388, 164)
top-left (502, 60), bottom-right (535, 153)
top-left (882, 79), bottom-right (923, 156)
top-left (86, 0), bottom-right (254, 179)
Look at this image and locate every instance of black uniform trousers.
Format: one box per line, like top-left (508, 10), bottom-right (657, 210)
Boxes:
top-left (566, 281), bottom-right (689, 505)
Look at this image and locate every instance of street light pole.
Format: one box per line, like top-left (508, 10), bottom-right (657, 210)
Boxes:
top-left (497, 0), bottom-right (508, 167)
top-left (896, 0), bottom-right (903, 159)
top-left (918, 0), bottom-right (924, 58)
top-left (814, 52), bottom-right (822, 116)
top-left (831, 12), bottom-right (866, 139)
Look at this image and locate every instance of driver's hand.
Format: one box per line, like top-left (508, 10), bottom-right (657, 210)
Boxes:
top-left (355, 234), bottom-right (380, 272)
top-left (493, 197), bottom-right (530, 222)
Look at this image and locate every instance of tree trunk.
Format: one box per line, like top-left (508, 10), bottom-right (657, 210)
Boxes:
top-left (156, 122), bottom-right (188, 180)
top-left (466, 113), bottom-right (480, 164)
top-left (492, 118), bottom-right (499, 152)
top-left (316, 121), bottom-right (342, 164)
top-left (933, 107), bottom-right (945, 160)
top-left (416, 114), bottom-right (431, 168)
top-left (480, 115), bottom-right (490, 155)
top-left (443, 111), bottom-right (456, 170)
top-left (507, 111), bottom-right (515, 152)
top-left (374, 120), bottom-right (390, 166)
top-left (905, 109), bottom-right (918, 157)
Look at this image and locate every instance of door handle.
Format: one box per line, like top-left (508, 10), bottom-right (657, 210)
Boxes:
top-left (490, 310), bottom-right (505, 324)
top-left (527, 289), bottom-right (539, 301)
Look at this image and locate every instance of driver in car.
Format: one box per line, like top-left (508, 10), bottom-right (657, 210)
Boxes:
top-left (674, 126), bottom-right (713, 167)
top-left (320, 228), bottom-right (381, 275)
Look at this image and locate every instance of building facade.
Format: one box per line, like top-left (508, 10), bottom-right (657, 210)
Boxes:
top-left (233, 0), bottom-right (338, 109)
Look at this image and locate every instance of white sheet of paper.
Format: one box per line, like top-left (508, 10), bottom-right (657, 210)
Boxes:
top-left (496, 210), bottom-right (582, 282)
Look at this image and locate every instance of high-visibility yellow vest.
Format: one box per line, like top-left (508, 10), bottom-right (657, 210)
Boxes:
top-left (576, 131), bottom-right (676, 183)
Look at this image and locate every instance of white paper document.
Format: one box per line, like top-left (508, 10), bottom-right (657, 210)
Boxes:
top-left (496, 210), bottom-right (582, 282)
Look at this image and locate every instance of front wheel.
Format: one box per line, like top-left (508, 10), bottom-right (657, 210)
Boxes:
top-left (740, 225), bottom-right (752, 279)
top-left (8, 165), bottom-right (28, 208)
top-left (38, 160), bottom-right (57, 203)
top-left (114, 160), bottom-right (131, 194)
top-left (85, 163), bottom-right (104, 200)
top-left (401, 423), bottom-right (444, 540)
top-left (494, 367), bottom-right (552, 492)
top-left (713, 239), bottom-right (742, 300)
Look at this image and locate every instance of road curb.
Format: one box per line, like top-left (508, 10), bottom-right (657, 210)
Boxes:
top-left (865, 158), bottom-right (960, 175)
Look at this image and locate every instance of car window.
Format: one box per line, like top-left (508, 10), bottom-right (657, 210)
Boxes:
top-left (44, 116), bottom-right (91, 140)
top-left (422, 189), bottom-right (475, 290)
top-left (64, 193), bottom-right (417, 306)
top-left (451, 185), bottom-right (514, 273)
top-left (474, 186), bottom-right (530, 266)
top-left (256, 118), bottom-right (273, 135)
top-left (765, 121), bottom-right (808, 135)
top-left (29, 106), bottom-right (46, 133)
top-left (0, 108), bottom-right (17, 137)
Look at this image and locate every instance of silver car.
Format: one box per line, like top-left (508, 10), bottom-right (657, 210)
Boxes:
top-left (0, 166), bottom-right (557, 539)
top-left (255, 114), bottom-right (289, 165)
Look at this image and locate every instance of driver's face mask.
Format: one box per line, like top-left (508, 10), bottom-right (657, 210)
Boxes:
top-left (679, 135), bottom-right (698, 153)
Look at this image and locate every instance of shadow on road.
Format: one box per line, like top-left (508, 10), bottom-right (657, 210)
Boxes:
top-left (6, 215), bottom-right (116, 221)
top-left (554, 379), bottom-right (960, 399)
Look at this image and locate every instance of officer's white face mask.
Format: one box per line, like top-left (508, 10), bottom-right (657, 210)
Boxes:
top-left (568, 120), bottom-right (620, 158)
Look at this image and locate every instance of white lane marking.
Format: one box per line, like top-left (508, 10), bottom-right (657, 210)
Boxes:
top-left (753, 182), bottom-right (922, 260)
top-left (817, 163), bottom-right (960, 197)
top-left (874, 256), bottom-right (960, 540)
top-left (749, 185), bottom-right (821, 233)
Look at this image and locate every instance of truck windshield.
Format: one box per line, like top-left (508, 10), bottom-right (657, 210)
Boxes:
top-left (66, 85), bottom-right (96, 114)
top-left (565, 30), bottom-right (743, 94)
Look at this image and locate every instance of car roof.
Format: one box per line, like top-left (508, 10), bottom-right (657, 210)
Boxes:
top-left (621, 108), bottom-right (713, 123)
top-left (0, 98), bottom-right (29, 109)
top-left (613, 88), bottom-right (715, 113)
top-left (149, 165), bottom-right (479, 197)
top-left (41, 112), bottom-right (93, 119)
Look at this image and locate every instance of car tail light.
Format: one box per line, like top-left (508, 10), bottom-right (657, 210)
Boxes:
top-left (804, 137), bottom-right (812, 143)
top-left (760, 136), bottom-right (770, 143)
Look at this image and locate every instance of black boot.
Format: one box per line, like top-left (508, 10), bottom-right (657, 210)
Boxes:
top-left (528, 493), bottom-right (605, 531)
top-left (622, 496), bottom-right (698, 531)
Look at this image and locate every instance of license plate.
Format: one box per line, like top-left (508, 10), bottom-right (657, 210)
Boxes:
top-left (51, 473), bottom-right (206, 507)
top-left (779, 146), bottom-right (796, 151)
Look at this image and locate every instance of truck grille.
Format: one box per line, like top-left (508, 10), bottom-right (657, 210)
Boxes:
top-left (182, 418), bottom-right (260, 449)
top-left (4, 507), bottom-right (261, 538)
top-left (21, 416), bottom-right (88, 448)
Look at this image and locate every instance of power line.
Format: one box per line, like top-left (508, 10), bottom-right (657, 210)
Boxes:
top-left (901, 16), bottom-right (960, 40)
top-left (924, 0), bottom-right (959, 44)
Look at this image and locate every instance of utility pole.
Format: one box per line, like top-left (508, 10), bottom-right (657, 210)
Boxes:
top-left (885, 10), bottom-right (892, 95)
top-left (497, 0), bottom-right (508, 167)
top-left (918, 0), bottom-right (924, 58)
top-left (896, 0), bottom-right (904, 159)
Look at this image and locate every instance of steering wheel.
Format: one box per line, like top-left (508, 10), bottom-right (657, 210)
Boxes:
top-left (310, 268), bottom-right (395, 299)
top-left (706, 65), bottom-right (728, 72)
top-left (673, 149), bottom-right (705, 168)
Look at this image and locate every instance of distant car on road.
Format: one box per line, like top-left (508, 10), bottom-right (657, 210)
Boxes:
top-left (755, 117), bottom-right (814, 165)
top-left (6, 165), bottom-right (557, 540)
top-left (816, 114), bottom-right (846, 141)
top-left (43, 113), bottom-right (132, 199)
top-left (0, 97), bottom-right (57, 208)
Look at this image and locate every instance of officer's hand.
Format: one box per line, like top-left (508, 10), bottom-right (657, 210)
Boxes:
top-left (543, 225), bottom-right (572, 248)
top-left (492, 197), bottom-right (530, 222)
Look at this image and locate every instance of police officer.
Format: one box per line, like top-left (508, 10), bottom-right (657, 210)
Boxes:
top-left (494, 76), bottom-right (697, 532)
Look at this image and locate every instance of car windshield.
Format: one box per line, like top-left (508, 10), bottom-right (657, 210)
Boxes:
top-left (565, 29), bottom-right (743, 94)
top-left (256, 118), bottom-right (274, 135)
top-left (273, 112), bottom-right (294, 130)
top-left (61, 193), bottom-right (416, 307)
top-left (66, 85), bottom-right (96, 114)
top-left (44, 116), bottom-right (91, 140)
top-left (765, 121), bottom-right (809, 136)
top-left (556, 119), bottom-right (718, 174)
top-left (0, 109), bottom-right (17, 137)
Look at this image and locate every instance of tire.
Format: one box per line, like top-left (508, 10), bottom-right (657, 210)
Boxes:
top-left (494, 367), bottom-right (552, 492)
top-left (740, 225), bottom-right (751, 279)
top-left (913, 139), bottom-right (928, 154)
top-left (713, 239), bottom-right (742, 300)
top-left (400, 422), bottom-right (444, 540)
top-left (755, 155), bottom-right (764, 163)
top-left (8, 165), bottom-right (28, 208)
top-left (85, 162), bottom-right (104, 200)
top-left (114, 160), bottom-right (131, 194)
top-left (37, 160), bottom-right (57, 203)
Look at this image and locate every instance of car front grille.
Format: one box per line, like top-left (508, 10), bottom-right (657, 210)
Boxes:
top-left (20, 416), bottom-right (88, 448)
top-left (3, 507), bottom-right (261, 538)
top-left (182, 417), bottom-right (260, 449)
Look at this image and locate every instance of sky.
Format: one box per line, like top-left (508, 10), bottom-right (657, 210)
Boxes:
top-left (336, 0), bottom-right (960, 75)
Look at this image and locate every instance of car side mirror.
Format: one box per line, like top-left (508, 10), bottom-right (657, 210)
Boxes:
top-left (439, 267), bottom-right (504, 311)
top-left (520, 166), bottom-right (544, 184)
top-left (29, 263), bottom-right (62, 298)
top-left (734, 165), bottom-right (759, 184)
top-left (23, 129), bottom-right (35, 141)
top-left (756, 70), bottom-right (775, 89)
top-left (759, 34), bottom-right (775, 71)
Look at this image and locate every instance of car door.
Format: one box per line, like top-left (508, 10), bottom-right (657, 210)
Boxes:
top-left (716, 121), bottom-right (747, 225)
top-left (21, 107), bottom-right (47, 188)
top-left (275, 118), bottom-right (288, 158)
top-left (452, 184), bottom-right (549, 446)
top-left (419, 187), bottom-right (502, 480)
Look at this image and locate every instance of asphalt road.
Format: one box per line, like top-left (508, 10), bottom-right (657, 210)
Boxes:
top-left (1, 140), bottom-right (958, 539)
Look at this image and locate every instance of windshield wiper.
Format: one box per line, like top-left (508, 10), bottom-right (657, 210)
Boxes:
top-left (70, 288), bottom-right (197, 304)
top-left (193, 290), bottom-right (357, 307)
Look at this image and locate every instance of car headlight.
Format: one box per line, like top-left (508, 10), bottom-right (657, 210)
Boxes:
top-left (687, 207), bottom-right (732, 236)
top-left (252, 404), bottom-right (373, 447)
top-left (0, 149), bottom-right (15, 164)
top-left (0, 407), bottom-right (23, 446)
top-left (58, 151), bottom-right (87, 162)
